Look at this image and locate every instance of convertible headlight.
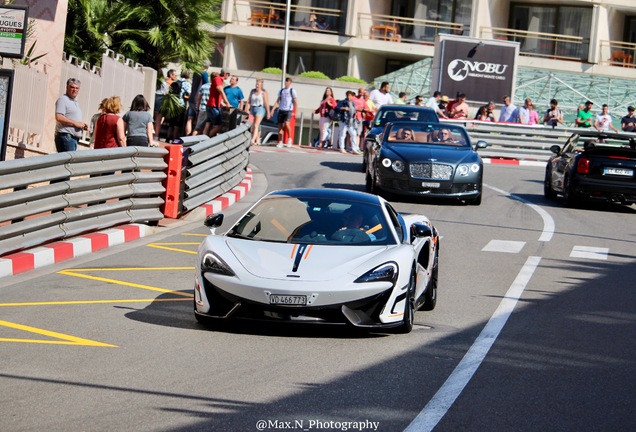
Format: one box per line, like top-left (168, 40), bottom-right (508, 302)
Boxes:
top-left (381, 158), bottom-right (392, 168)
top-left (392, 160), bottom-right (405, 173)
top-left (457, 163), bottom-right (480, 176)
top-left (202, 252), bottom-right (235, 276)
top-left (354, 262), bottom-right (398, 283)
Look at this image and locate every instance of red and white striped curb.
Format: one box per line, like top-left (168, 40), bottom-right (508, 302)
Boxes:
top-left (0, 167), bottom-right (254, 279)
top-left (483, 158), bottom-right (546, 167)
top-left (198, 168), bottom-right (253, 216)
top-left (0, 224), bottom-right (154, 278)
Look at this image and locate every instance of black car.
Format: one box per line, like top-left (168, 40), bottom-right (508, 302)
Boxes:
top-left (365, 121), bottom-right (487, 205)
top-left (362, 105), bottom-right (439, 172)
top-left (544, 130), bottom-right (636, 207)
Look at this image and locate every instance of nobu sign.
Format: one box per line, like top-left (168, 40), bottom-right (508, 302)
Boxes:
top-left (435, 36), bottom-right (517, 104)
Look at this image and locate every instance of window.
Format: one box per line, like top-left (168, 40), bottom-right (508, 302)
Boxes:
top-left (270, 0), bottom-right (347, 33)
top-left (392, 0), bottom-right (471, 41)
top-left (510, 4), bottom-right (592, 59)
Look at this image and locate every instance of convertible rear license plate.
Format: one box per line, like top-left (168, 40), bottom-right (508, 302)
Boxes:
top-left (421, 182), bottom-right (441, 188)
top-left (604, 167), bottom-right (633, 176)
top-left (270, 294), bottom-right (307, 306)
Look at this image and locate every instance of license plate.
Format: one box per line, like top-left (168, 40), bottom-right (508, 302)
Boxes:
top-left (604, 167), bottom-right (633, 176)
top-left (269, 294), bottom-right (307, 306)
top-left (421, 182), bottom-right (441, 188)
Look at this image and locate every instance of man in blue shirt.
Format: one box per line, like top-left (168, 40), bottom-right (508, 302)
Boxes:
top-left (224, 76), bottom-right (245, 110)
top-left (499, 95), bottom-right (519, 123)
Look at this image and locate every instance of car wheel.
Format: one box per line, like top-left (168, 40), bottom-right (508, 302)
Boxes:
top-left (365, 171), bottom-right (376, 194)
top-left (544, 170), bottom-right (557, 200)
top-left (421, 252), bottom-right (438, 311)
top-left (397, 271), bottom-right (415, 334)
top-left (562, 175), bottom-right (578, 207)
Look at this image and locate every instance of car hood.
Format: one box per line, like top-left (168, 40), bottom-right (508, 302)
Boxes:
top-left (226, 238), bottom-right (391, 281)
top-left (385, 143), bottom-right (477, 164)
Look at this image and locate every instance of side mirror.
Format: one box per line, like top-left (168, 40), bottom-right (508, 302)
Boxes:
top-left (550, 144), bottom-right (561, 154)
top-left (204, 214), bottom-right (224, 229)
top-left (476, 140), bottom-right (488, 149)
top-left (410, 223), bottom-right (432, 241)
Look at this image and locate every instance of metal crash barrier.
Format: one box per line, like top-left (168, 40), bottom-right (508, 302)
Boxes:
top-left (0, 123), bottom-right (252, 256)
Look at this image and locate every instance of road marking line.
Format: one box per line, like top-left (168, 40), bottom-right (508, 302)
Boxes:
top-left (405, 256), bottom-right (541, 432)
top-left (181, 233), bottom-right (208, 237)
top-left (58, 270), bottom-right (193, 297)
top-left (482, 240), bottom-right (526, 253)
top-left (0, 320), bottom-right (117, 347)
top-left (146, 243), bottom-right (199, 254)
top-left (63, 267), bottom-right (195, 272)
top-left (0, 298), bottom-right (192, 307)
top-left (484, 184), bottom-right (555, 242)
top-left (570, 246), bottom-right (609, 260)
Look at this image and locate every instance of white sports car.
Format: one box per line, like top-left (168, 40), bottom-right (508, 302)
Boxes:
top-left (194, 188), bottom-right (439, 333)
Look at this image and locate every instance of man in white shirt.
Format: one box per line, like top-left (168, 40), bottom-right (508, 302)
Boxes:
top-left (425, 91), bottom-right (448, 119)
top-left (595, 104), bottom-right (619, 132)
top-left (369, 81), bottom-right (394, 108)
top-left (499, 95), bottom-right (518, 123)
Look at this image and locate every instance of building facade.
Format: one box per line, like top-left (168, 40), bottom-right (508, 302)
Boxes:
top-left (216, 0), bottom-right (636, 83)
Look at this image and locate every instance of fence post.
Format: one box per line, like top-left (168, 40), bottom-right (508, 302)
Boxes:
top-left (161, 144), bottom-right (183, 218)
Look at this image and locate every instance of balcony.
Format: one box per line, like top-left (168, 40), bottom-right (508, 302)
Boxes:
top-left (600, 40), bottom-right (635, 68)
top-left (357, 13), bottom-right (464, 45)
top-left (232, 0), bottom-right (340, 35)
top-left (481, 27), bottom-right (589, 62)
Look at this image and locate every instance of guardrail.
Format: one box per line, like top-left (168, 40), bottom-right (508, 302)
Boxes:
top-left (0, 147), bottom-right (168, 256)
top-left (0, 123), bottom-right (252, 257)
top-left (444, 120), bottom-right (575, 161)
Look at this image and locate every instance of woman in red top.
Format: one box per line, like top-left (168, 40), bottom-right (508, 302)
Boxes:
top-left (314, 87), bottom-right (337, 148)
top-left (94, 96), bottom-right (126, 149)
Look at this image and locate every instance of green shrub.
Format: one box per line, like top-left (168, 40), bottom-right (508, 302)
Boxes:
top-left (299, 71), bottom-right (330, 80)
top-left (261, 67), bottom-right (282, 74)
top-left (336, 76), bottom-right (367, 84)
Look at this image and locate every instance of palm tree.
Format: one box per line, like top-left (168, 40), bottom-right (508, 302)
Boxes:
top-left (65, 0), bottom-right (222, 71)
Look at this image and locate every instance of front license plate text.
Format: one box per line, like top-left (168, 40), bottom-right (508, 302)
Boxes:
top-left (421, 182), bottom-right (441, 188)
top-left (270, 295), bottom-right (307, 305)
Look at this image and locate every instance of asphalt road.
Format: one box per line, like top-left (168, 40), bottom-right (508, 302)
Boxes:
top-left (1, 146), bottom-right (634, 432)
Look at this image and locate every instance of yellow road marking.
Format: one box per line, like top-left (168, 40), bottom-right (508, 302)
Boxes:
top-left (146, 243), bottom-right (199, 254)
top-left (0, 320), bottom-right (116, 347)
top-left (0, 298), bottom-right (192, 307)
top-left (58, 270), bottom-right (193, 297)
top-left (64, 267), bottom-right (195, 272)
top-left (181, 233), bottom-right (208, 237)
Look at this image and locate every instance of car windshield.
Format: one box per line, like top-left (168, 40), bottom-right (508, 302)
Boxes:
top-left (385, 123), bottom-right (471, 148)
top-left (227, 196), bottom-right (395, 245)
top-left (372, 107), bottom-right (438, 127)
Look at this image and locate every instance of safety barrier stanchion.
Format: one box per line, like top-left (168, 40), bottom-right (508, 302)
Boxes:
top-left (161, 144), bottom-right (183, 218)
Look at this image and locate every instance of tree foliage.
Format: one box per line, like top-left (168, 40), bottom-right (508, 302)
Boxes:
top-left (65, 0), bottom-right (222, 71)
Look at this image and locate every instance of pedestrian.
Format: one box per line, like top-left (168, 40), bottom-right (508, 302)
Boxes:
top-left (576, 100), bottom-right (594, 128)
top-left (475, 103), bottom-right (495, 122)
top-left (621, 106), bottom-right (636, 132)
top-left (224, 75), bottom-right (245, 110)
top-left (595, 104), bottom-right (619, 133)
top-left (362, 90), bottom-right (377, 138)
top-left (153, 69), bottom-right (176, 141)
top-left (336, 90), bottom-right (361, 155)
top-left (518, 98), bottom-right (532, 124)
top-left (123, 95), bottom-right (154, 147)
top-left (525, 101), bottom-right (540, 125)
top-left (206, 69), bottom-right (231, 138)
top-left (446, 93), bottom-right (469, 119)
top-left (185, 69), bottom-right (207, 136)
top-left (395, 91), bottom-right (407, 105)
top-left (93, 96), bottom-right (126, 149)
top-left (369, 81), bottom-right (393, 108)
top-left (438, 95), bottom-right (449, 114)
top-left (192, 73), bottom-right (211, 136)
top-left (499, 95), bottom-right (518, 123)
top-left (314, 86), bottom-right (337, 148)
top-left (272, 77), bottom-right (298, 148)
top-left (425, 91), bottom-right (447, 118)
top-left (543, 98), bottom-right (563, 127)
top-left (353, 87), bottom-right (367, 147)
top-left (89, 98), bottom-right (107, 147)
top-left (244, 79), bottom-right (271, 145)
top-left (54, 78), bottom-right (89, 152)
top-left (165, 73), bottom-right (188, 142)
top-left (411, 95), bottom-right (424, 106)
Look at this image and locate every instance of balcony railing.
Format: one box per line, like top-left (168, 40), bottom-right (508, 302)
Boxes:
top-left (481, 27), bottom-right (589, 62)
top-left (233, 0), bottom-right (340, 35)
top-left (358, 13), bottom-right (464, 44)
top-left (599, 40), bottom-right (636, 68)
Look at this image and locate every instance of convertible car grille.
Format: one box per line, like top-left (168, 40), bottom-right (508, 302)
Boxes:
top-left (410, 163), bottom-right (453, 180)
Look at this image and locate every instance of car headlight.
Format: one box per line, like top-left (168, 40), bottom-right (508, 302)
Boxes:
top-left (457, 163), bottom-right (480, 176)
top-left (382, 158), bottom-right (392, 168)
top-left (202, 252), bottom-right (235, 276)
top-left (355, 262), bottom-right (398, 283)
top-left (392, 160), bottom-right (405, 173)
